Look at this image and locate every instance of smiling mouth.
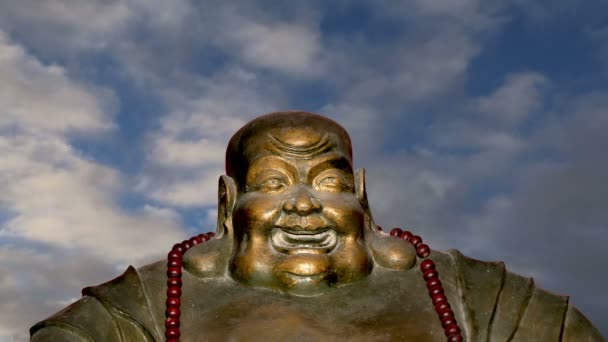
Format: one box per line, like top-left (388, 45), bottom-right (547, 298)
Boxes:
top-left (271, 227), bottom-right (337, 254)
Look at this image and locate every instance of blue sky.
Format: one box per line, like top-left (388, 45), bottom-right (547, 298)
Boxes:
top-left (0, 1), bottom-right (607, 339)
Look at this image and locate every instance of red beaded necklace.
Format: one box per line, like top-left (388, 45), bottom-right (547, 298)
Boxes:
top-left (164, 228), bottom-right (463, 342)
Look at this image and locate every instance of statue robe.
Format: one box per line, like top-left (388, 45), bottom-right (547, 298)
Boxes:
top-left (30, 250), bottom-right (603, 341)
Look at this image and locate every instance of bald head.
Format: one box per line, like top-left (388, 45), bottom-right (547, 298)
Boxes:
top-left (218, 110), bottom-right (415, 294)
top-left (226, 111), bottom-right (353, 187)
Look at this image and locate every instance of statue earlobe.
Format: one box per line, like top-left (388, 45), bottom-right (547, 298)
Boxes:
top-left (217, 175), bottom-right (237, 238)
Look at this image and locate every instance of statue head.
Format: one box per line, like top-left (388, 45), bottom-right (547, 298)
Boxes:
top-left (185, 111), bottom-right (416, 295)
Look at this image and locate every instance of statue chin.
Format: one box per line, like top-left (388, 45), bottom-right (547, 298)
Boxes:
top-left (229, 253), bottom-right (339, 296)
top-left (229, 237), bottom-right (375, 296)
top-left (273, 253), bottom-right (332, 296)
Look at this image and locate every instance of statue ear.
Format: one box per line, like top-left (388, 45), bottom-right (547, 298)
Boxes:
top-left (355, 168), bottom-right (374, 223)
top-left (356, 168), bottom-right (416, 270)
top-left (217, 175), bottom-right (237, 239)
top-left (182, 175), bottom-right (237, 278)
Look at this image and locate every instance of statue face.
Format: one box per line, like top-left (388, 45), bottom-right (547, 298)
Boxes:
top-left (229, 127), bottom-right (372, 295)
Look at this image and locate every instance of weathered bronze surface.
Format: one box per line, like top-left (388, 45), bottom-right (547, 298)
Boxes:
top-left (31, 111), bottom-right (604, 341)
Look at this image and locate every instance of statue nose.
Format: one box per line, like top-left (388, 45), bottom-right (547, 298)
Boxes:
top-left (283, 187), bottom-right (322, 215)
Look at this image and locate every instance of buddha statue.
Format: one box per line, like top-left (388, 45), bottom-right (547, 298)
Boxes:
top-left (31, 111), bottom-right (603, 341)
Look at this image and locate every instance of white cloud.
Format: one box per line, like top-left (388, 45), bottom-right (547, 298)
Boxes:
top-left (229, 22), bottom-right (323, 75)
top-left (128, 0), bottom-right (193, 30)
top-left (0, 0), bottom-right (132, 51)
top-left (365, 155), bottom-right (461, 239)
top-left (137, 168), bottom-right (223, 207)
top-left (586, 25), bottom-right (608, 71)
top-left (325, 27), bottom-right (480, 109)
top-left (0, 32), bottom-right (113, 135)
top-left (0, 247), bottom-right (118, 341)
top-left (0, 33), bottom-right (186, 264)
top-left (427, 72), bottom-right (549, 151)
top-left (510, 0), bottom-right (588, 24)
top-left (0, 33), bottom-right (188, 339)
top-left (138, 66), bottom-right (285, 207)
top-left (475, 72), bottom-right (549, 126)
top-left (0, 144), bottom-right (185, 262)
top-left (376, 0), bottom-right (508, 32)
top-left (418, 71), bottom-right (551, 181)
top-left (150, 136), bottom-right (226, 168)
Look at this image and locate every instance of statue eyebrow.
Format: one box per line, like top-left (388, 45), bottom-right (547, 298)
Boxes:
top-left (307, 156), bottom-right (353, 183)
top-left (246, 156), bottom-right (298, 183)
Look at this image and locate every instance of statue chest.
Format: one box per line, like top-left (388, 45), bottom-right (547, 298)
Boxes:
top-left (175, 273), bottom-right (447, 342)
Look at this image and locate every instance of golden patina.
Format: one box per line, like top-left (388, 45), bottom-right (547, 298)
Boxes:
top-left (31, 111), bottom-right (603, 341)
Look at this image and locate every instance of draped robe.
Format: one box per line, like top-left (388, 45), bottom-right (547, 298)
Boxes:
top-left (30, 249), bottom-right (603, 341)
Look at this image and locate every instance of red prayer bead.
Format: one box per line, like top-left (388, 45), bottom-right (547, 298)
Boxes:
top-left (199, 233), bottom-right (210, 241)
top-left (448, 335), bottom-right (463, 342)
top-left (416, 244), bottom-right (431, 258)
top-left (426, 278), bottom-right (441, 288)
top-left (181, 240), bottom-right (192, 250)
top-left (171, 244), bottom-right (185, 254)
top-left (376, 225), bottom-right (383, 231)
top-left (168, 250), bottom-right (182, 260)
top-left (165, 317), bottom-right (180, 328)
top-left (166, 297), bottom-right (180, 307)
top-left (423, 269), bottom-right (439, 281)
top-left (208, 232), bottom-right (215, 238)
top-left (165, 327), bottom-right (180, 338)
top-left (167, 278), bottom-right (182, 287)
top-left (428, 285), bottom-right (444, 297)
top-left (438, 309), bottom-right (454, 320)
top-left (167, 259), bottom-right (182, 268)
top-left (409, 235), bottom-right (422, 248)
top-left (165, 307), bottom-right (181, 318)
top-left (167, 286), bottom-right (181, 298)
top-left (432, 293), bottom-right (448, 306)
top-left (190, 236), bottom-right (202, 245)
top-left (399, 230), bottom-right (413, 241)
top-left (445, 324), bottom-right (461, 337)
top-left (389, 227), bottom-right (402, 236)
top-left (435, 302), bottom-right (451, 313)
top-left (420, 259), bottom-right (435, 272)
top-left (167, 267), bottom-right (182, 278)
top-left (441, 316), bottom-right (457, 328)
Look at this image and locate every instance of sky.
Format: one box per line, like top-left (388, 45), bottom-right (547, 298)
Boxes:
top-left (0, 0), bottom-right (607, 340)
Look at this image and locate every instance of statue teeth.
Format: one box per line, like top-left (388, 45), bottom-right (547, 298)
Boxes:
top-left (270, 228), bottom-right (337, 253)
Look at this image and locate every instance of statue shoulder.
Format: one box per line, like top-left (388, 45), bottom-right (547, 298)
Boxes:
top-left (31, 262), bottom-right (165, 341)
top-left (30, 295), bottom-right (116, 341)
top-left (562, 304), bottom-right (605, 341)
top-left (432, 249), bottom-right (602, 341)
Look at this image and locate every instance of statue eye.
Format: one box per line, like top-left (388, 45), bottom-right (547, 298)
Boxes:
top-left (320, 176), bottom-right (338, 185)
top-left (257, 177), bottom-right (287, 192)
top-left (316, 173), bottom-right (350, 192)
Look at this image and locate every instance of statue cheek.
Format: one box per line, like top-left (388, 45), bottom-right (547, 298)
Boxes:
top-left (231, 235), bottom-right (284, 285)
top-left (331, 237), bottom-right (373, 283)
top-left (324, 203), bottom-right (366, 235)
top-left (233, 195), bottom-right (281, 231)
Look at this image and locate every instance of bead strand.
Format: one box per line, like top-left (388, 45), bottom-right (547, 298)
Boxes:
top-left (388, 227), bottom-right (463, 342)
top-left (165, 232), bottom-right (215, 342)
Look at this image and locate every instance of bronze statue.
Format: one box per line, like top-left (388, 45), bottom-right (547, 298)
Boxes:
top-left (31, 111), bottom-right (603, 341)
